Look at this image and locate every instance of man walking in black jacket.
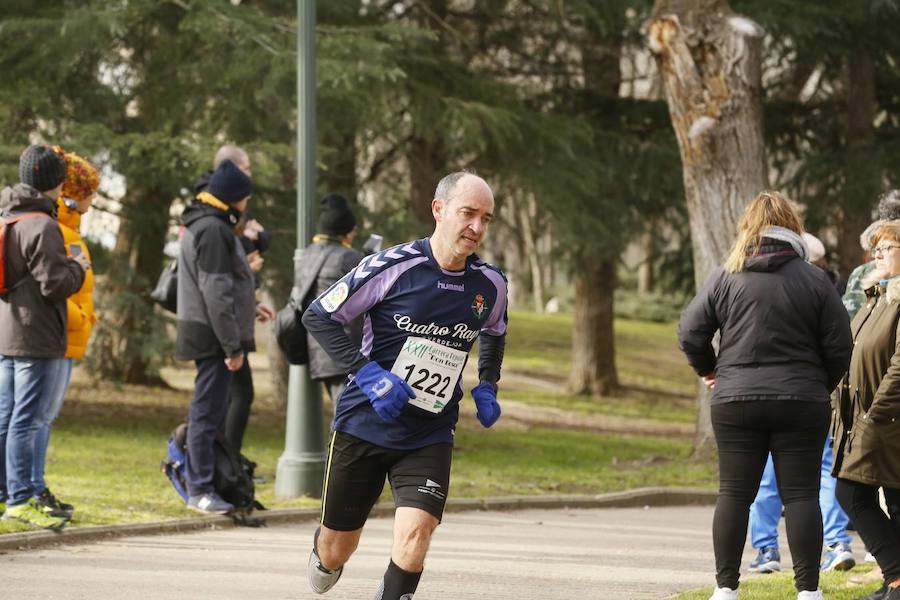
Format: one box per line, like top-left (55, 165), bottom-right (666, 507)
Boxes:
top-left (192, 144), bottom-right (274, 454)
top-left (176, 159), bottom-right (254, 514)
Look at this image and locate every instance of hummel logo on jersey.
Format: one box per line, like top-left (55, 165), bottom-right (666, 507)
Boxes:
top-left (425, 479), bottom-right (441, 489)
top-left (437, 281), bottom-right (464, 292)
top-left (353, 243), bottom-right (422, 280)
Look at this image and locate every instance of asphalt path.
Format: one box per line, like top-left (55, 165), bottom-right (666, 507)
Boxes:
top-left (1, 504), bottom-right (815, 600)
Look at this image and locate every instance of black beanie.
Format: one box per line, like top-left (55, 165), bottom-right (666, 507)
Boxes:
top-left (19, 145), bottom-right (67, 192)
top-left (318, 193), bottom-right (357, 236)
top-left (207, 159), bottom-right (252, 204)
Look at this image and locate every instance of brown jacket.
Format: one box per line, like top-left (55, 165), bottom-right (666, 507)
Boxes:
top-left (834, 276), bottom-right (900, 488)
top-left (0, 184), bottom-right (85, 358)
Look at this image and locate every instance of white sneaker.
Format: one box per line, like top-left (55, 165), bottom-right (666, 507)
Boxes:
top-left (797, 590), bottom-right (824, 600)
top-left (709, 587), bottom-right (738, 600)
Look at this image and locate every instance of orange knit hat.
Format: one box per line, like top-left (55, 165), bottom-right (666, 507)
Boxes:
top-left (54, 146), bottom-right (100, 201)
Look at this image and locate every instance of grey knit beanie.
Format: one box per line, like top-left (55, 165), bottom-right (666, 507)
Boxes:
top-left (19, 145), bottom-right (66, 192)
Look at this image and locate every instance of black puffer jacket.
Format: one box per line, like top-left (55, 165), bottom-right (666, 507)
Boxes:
top-left (678, 239), bottom-right (852, 404)
top-left (176, 200), bottom-right (256, 360)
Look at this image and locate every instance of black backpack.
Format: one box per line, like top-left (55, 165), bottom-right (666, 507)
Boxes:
top-left (162, 423), bottom-right (266, 520)
top-left (150, 259), bottom-right (178, 313)
top-left (274, 249), bottom-right (329, 365)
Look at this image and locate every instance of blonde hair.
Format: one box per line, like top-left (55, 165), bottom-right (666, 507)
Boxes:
top-left (724, 191), bottom-right (804, 273)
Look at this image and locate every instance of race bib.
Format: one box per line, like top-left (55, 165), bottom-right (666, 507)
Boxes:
top-left (391, 336), bottom-right (467, 414)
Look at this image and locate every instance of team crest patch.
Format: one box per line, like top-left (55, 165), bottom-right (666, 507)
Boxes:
top-left (321, 282), bottom-right (349, 313)
top-left (471, 294), bottom-right (488, 319)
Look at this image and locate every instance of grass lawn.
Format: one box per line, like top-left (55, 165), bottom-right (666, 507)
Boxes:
top-left (0, 310), bottom-right (713, 534)
top-left (0, 382), bottom-right (715, 534)
top-left (672, 565), bottom-right (882, 599)
top-left (500, 310), bottom-right (698, 422)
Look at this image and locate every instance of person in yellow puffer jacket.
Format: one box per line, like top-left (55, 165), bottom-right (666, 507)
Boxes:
top-left (31, 148), bottom-right (99, 519)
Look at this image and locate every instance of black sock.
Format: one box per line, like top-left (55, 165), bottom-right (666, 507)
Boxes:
top-left (373, 559), bottom-right (422, 600)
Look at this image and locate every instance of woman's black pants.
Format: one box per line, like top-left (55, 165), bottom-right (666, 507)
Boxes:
top-left (836, 478), bottom-right (900, 583)
top-left (711, 400), bottom-right (831, 592)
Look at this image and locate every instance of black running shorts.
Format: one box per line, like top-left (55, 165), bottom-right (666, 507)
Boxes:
top-left (320, 431), bottom-right (453, 531)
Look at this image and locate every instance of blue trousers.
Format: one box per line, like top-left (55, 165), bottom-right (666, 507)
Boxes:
top-left (32, 358), bottom-right (73, 493)
top-left (0, 357), bottom-right (56, 506)
top-left (750, 436), bottom-right (851, 549)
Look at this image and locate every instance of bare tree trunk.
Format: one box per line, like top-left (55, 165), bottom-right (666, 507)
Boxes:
top-left (516, 193), bottom-right (545, 313)
top-left (836, 46), bottom-right (878, 275)
top-left (89, 187), bottom-right (170, 385)
top-left (408, 136), bottom-right (443, 231)
top-left (648, 0), bottom-right (768, 458)
top-left (638, 229), bottom-right (655, 295)
top-left (569, 260), bottom-right (618, 395)
top-left (565, 22), bottom-right (624, 397)
top-left (406, 0), bottom-right (448, 235)
top-left (321, 130), bottom-right (358, 202)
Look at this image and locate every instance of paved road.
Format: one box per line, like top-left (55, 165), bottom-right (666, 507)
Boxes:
top-left (1, 505), bottom-right (819, 600)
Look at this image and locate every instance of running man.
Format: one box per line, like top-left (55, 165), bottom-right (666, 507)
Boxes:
top-left (301, 171), bottom-right (507, 600)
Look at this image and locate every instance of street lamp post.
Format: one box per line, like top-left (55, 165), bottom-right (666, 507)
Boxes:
top-left (275, 0), bottom-right (324, 498)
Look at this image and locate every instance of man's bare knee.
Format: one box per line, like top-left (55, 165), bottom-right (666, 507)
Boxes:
top-left (391, 508), bottom-right (439, 571)
top-left (317, 526), bottom-right (363, 570)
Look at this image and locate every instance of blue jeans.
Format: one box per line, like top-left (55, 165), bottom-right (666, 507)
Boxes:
top-left (32, 358), bottom-right (73, 493)
top-left (750, 435), bottom-right (851, 549)
top-left (0, 356), bottom-right (56, 506)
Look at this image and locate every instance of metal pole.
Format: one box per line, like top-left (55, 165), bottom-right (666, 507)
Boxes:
top-left (276, 0), bottom-right (324, 498)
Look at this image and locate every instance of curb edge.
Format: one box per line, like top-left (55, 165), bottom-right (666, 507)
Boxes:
top-left (0, 486), bottom-right (716, 553)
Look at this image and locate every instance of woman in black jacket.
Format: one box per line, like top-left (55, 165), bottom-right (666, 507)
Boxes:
top-left (678, 191), bottom-right (852, 600)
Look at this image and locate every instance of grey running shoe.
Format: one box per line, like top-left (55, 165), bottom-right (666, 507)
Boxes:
top-left (308, 548), bottom-right (343, 594)
top-left (186, 493), bottom-right (234, 515)
top-left (821, 541), bottom-right (855, 571)
top-left (749, 546), bottom-right (781, 573)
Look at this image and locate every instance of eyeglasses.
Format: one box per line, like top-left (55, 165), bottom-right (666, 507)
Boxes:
top-left (871, 245), bottom-right (900, 257)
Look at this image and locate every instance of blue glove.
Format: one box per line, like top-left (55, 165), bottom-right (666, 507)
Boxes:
top-left (355, 361), bottom-right (416, 422)
top-left (471, 382), bottom-right (501, 428)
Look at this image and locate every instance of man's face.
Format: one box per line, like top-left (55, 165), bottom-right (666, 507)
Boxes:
top-left (433, 177), bottom-right (494, 258)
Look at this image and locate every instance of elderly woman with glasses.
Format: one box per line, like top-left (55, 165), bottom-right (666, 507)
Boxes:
top-left (834, 222), bottom-right (900, 600)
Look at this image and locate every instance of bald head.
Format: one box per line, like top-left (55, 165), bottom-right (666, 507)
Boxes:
top-left (434, 172), bottom-right (493, 209)
top-left (213, 145), bottom-right (250, 175)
